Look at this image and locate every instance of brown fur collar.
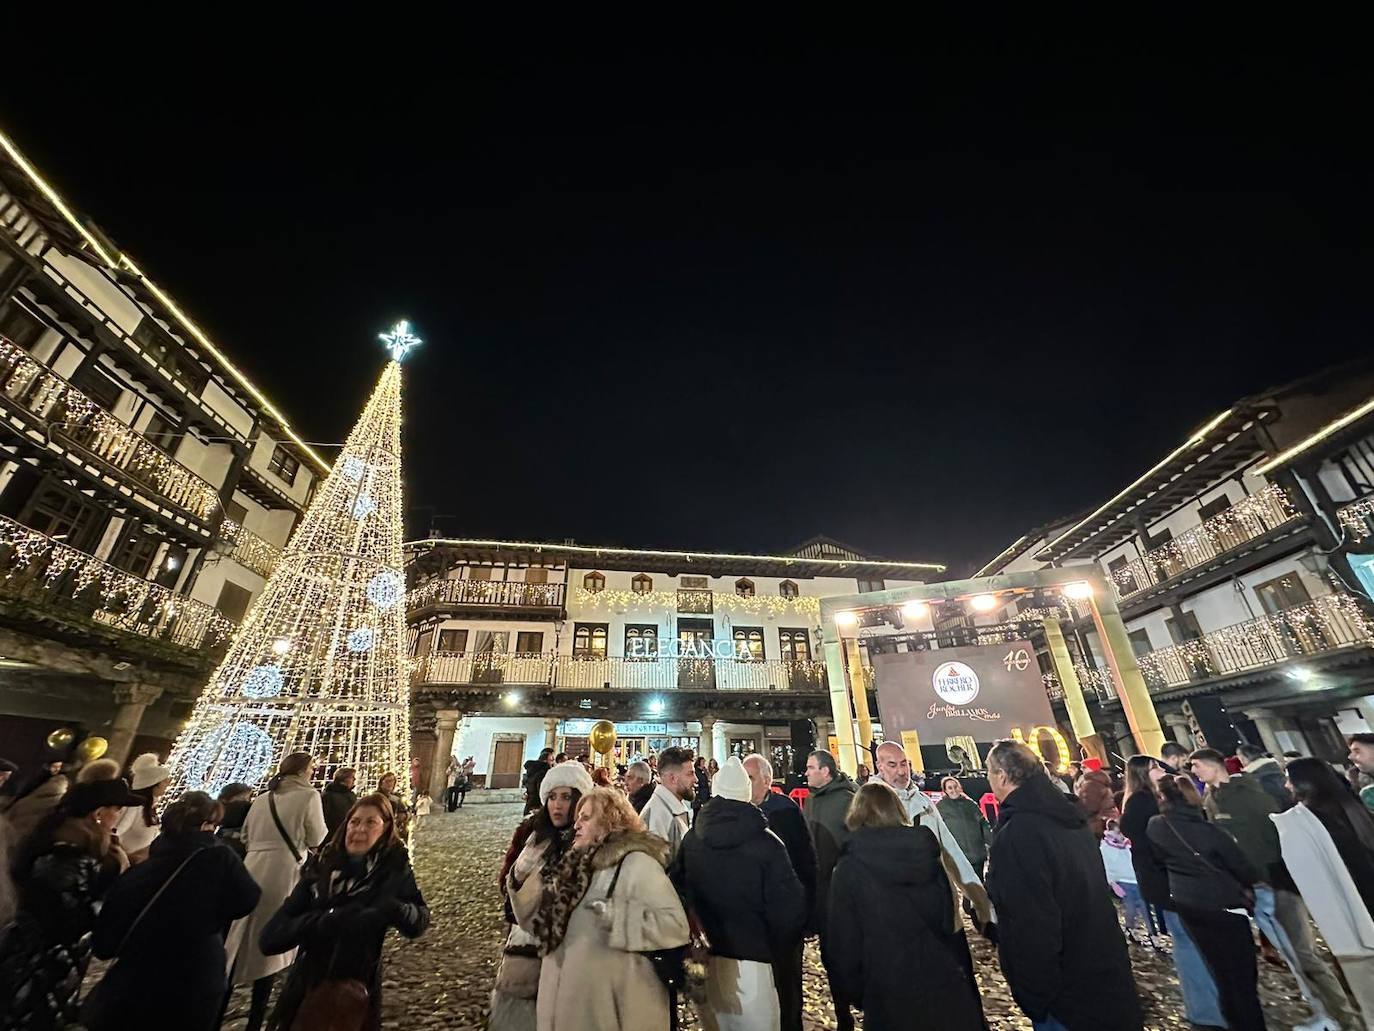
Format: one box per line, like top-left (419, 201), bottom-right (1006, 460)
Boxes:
top-left (591, 830), bottom-right (669, 872)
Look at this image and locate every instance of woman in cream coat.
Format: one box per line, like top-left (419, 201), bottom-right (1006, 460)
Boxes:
top-left (223, 753), bottom-right (328, 1031)
top-left (1273, 758), bottom-right (1374, 1025)
top-left (514, 786), bottom-right (689, 1031)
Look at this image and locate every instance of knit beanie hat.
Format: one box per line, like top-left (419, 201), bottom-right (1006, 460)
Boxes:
top-left (539, 760), bottom-right (595, 806)
top-left (713, 756), bottom-right (753, 803)
top-left (129, 752), bottom-right (172, 791)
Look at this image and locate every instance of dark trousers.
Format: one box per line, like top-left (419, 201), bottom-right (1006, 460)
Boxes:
top-left (771, 942), bottom-right (804, 1031)
top-left (819, 948), bottom-right (855, 1031)
top-left (1179, 908), bottom-right (1267, 1031)
top-left (444, 785), bottom-right (459, 811)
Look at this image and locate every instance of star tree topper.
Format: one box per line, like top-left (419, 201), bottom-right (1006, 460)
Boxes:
top-left (379, 320), bottom-right (421, 362)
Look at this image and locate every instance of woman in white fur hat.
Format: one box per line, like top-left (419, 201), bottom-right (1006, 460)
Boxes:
top-left (491, 760), bottom-right (596, 1030)
top-left (113, 752), bottom-right (171, 864)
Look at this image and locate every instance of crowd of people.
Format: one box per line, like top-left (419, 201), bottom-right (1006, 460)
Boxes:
top-left (491, 733), bottom-right (1374, 1031)
top-left (0, 744), bottom-right (429, 1030)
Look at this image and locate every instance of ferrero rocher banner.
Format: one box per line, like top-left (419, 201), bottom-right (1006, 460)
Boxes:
top-left (871, 640), bottom-right (1058, 769)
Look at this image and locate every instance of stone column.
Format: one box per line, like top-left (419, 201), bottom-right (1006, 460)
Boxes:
top-left (428, 710), bottom-right (462, 800)
top-left (107, 685), bottom-right (163, 769)
top-left (544, 717), bottom-right (559, 752)
top-left (813, 717), bottom-right (830, 754)
top-left (1162, 712), bottom-right (1195, 750)
top-left (699, 717), bottom-right (715, 763)
top-left (1242, 708), bottom-right (1285, 757)
top-left (713, 720), bottom-right (728, 763)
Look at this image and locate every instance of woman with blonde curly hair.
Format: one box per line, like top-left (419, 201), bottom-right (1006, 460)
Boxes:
top-left (513, 787), bottom-right (689, 1030)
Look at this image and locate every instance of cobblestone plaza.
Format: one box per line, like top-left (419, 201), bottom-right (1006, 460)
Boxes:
top-left (214, 802), bottom-right (1320, 1030)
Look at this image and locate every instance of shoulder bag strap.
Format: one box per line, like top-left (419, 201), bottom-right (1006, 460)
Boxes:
top-left (269, 791), bottom-right (303, 863)
top-left (113, 849), bottom-right (201, 957)
top-left (605, 854), bottom-right (630, 899)
top-left (1163, 817), bottom-right (1226, 877)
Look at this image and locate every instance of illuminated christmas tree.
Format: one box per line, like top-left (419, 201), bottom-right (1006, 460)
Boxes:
top-left (166, 323), bottom-right (420, 797)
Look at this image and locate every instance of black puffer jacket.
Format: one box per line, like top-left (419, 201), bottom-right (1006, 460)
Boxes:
top-left (1147, 804), bottom-right (1259, 912)
top-left (986, 775), bottom-right (1142, 1031)
top-left (825, 825), bottom-right (985, 1031)
top-left (669, 797), bottom-right (807, 962)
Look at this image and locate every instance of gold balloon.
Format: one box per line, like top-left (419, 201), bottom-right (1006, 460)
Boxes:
top-left (75, 736), bottom-right (108, 762)
top-left (588, 720), bottom-right (617, 756)
top-left (45, 727), bottom-right (76, 751)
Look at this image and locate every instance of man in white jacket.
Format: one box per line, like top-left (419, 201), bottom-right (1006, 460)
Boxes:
top-left (640, 745), bottom-right (695, 858)
top-left (874, 741), bottom-right (995, 928)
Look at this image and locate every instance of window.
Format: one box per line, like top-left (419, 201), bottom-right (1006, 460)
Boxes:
top-left (0, 299), bottom-right (48, 351)
top-left (1128, 629), bottom-right (1154, 658)
top-left (1144, 527), bottom-right (1174, 552)
top-left (108, 528), bottom-right (161, 578)
top-left (24, 487), bottom-right (103, 546)
top-left (778, 627), bottom-right (812, 662)
top-left (735, 578), bottom-right (755, 597)
top-left (215, 580), bottom-right (253, 623)
top-left (632, 573), bottom-right (653, 595)
top-left (516, 631), bottom-right (545, 653)
top-left (267, 444), bottom-right (299, 486)
top-left (573, 623), bottom-right (609, 658)
top-left (469, 565), bottom-right (493, 581)
top-left (857, 577), bottom-right (885, 594)
top-left (141, 409), bottom-right (179, 453)
top-left (1107, 554), bottom-right (1140, 595)
top-left (1165, 611), bottom-right (1204, 645)
top-left (625, 624), bottom-right (658, 659)
top-left (223, 499), bottom-right (249, 525)
top-left (1198, 494), bottom-right (1233, 521)
top-left (1253, 574), bottom-right (1313, 615)
top-left (437, 628), bottom-right (468, 652)
top-left (72, 363), bottom-right (124, 411)
top-left (779, 580), bottom-right (799, 599)
top-left (413, 628), bottom-right (434, 657)
top-left (733, 626), bottom-right (765, 661)
top-left (525, 567), bottom-right (548, 584)
top-left (583, 571), bottom-right (605, 593)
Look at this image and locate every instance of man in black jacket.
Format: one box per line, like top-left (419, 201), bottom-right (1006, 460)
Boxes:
top-left (985, 740), bottom-right (1142, 1031)
top-left (745, 753), bottom-right (816, 1031)
top-left (522, 748), bottom-right (553, 815)
top-left (624, 760), bottom-right (656, 814)
top-left (320, 767), bottom-right (356, 838)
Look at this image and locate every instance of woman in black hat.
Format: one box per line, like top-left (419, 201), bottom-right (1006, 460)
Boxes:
top-left (0, 767), bottom-right (138, 1029)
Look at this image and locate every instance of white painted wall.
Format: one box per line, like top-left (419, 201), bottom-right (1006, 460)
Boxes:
top-left (43, 252), bottom-right (145, 336)
top-left (452, 716), bottom-right (550, 775)
top-left (200, 380), bottom-right (254, 437)
top-left (247, 432), bottom-right (315, 507)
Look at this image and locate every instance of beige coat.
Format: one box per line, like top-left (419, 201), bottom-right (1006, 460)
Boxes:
top-left (224, 776), bottom-right (328, 984)
top-left (513, 832), bottom-right (689, 1031)
top-left (2, 774), bottom-right (67, 843)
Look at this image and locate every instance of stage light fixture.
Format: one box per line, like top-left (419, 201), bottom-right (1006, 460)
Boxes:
top-left (835, 611), bottom-right (859, 628)
top-left (901, 601), bottom-right (930, 619)
top-left (1062, 581), bottom-right (1094, 600)
top-left (969, 594), bottom-right (998, 612)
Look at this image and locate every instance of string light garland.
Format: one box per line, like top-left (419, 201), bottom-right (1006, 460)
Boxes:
top-left (166, 338), bottom-right (413, 797)
top-left (1111, 485), bottom-right (1298, 597)
top-left (572, 587), bottom-right (822, 618)
top-left (1339, 497), bottom-right (1374, 542)
top-left (0, 513), bottom-right (235, 649)
top-left (219, 519), bottom-right (282, 579)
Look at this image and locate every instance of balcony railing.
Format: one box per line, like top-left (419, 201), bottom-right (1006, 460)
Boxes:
top-left (1110, 485), bottom-right (1301, 601)
top-left (406, 578), bottom-right (566, 612)
top-left (0, 514), bottom-right (236, 651)
top-left (0, 337), bottom-right (221, 523)
top-left (412, 651), bottom-right (828, 692)
top-left (1135, 593), bottom-right (1374, 692)
top-left (1339, 496), bottom-right (1374, 543)
top-left (218, 519), bottom-right (282, 579)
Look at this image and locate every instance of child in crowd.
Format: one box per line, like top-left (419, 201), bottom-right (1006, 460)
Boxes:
top-left (413, 792), bottom-right (432, 835)
top-left (1100, 818), bottom-right (1152, 943)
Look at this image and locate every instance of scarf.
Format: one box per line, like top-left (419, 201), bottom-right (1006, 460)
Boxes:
top-left (320, 847), bottom-right (387, 901)
top-left (530, 841), bottom-right (599, 957)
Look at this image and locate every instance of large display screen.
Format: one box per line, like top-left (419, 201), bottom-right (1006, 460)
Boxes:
top-left (871, 640), bottom-right (1058, 770)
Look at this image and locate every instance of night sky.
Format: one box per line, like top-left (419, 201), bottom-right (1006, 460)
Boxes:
top-left (3, 32), bottom-right (1369, 575)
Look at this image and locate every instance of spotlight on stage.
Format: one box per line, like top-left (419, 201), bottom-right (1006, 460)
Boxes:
top-left (969, 594), bottom-right (998, 612)
top-left (901, 600), bottom-right (929, 619)
top-left (1062, 581), bottom-right (1094, 600)
top-left (835, 611), bottom-right (859, 628)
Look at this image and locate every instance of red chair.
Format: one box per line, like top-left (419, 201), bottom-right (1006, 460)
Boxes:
top-left (979, 792), bottom-right (1000, 823)
top-left (789, 787), bottom-right (810, 809)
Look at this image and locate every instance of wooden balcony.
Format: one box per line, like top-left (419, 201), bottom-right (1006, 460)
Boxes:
top-left (406, 578), bottom-right (566, 617)
top-left (1135, 593), bottom-right (1374, 693)
top-left (0, 514), bottom-right (236, 653)
top-left (0, 337), bottom-right (221, 527)
top-left (1109, 485), bottom-right (1301, 602)
top-left (218, 519), bottom-right (282, 579)
top-left (412, 651), bottom-right (828, 692)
